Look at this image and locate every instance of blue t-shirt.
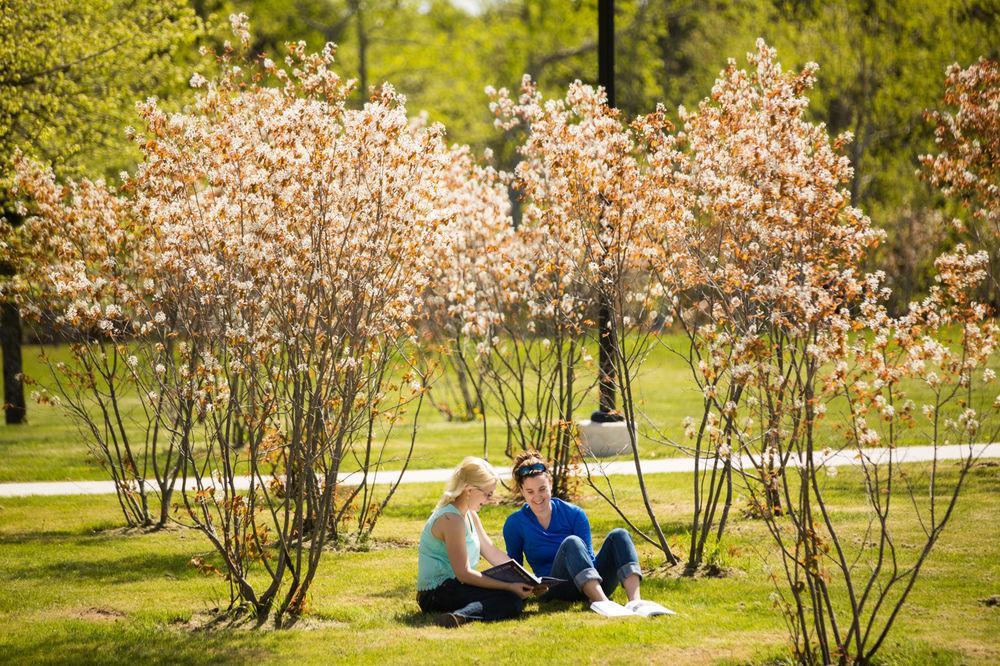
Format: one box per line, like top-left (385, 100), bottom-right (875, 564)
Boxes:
top-left (503, 498), bottom-right (594, 577)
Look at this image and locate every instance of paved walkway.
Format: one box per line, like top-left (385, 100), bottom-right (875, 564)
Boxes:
top-left (1, 443), bottom-right (997, 498)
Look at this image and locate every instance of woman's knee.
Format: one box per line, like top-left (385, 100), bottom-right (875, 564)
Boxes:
top-left (607, 527), bottom-right (632, 544)
top-left (560, 534), bottom-right (588, 552)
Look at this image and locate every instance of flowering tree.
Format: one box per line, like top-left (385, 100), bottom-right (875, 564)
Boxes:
top-left (9, 17), bottom-right (454, 622)
top-left (421, 145), bottom-right (512, 438)
top-left (921, 58), bottom-right (999, 292)
top-left (486, 45), bottom-right (999, 665)
top-left (434, 170), bottom-right (595, 494)
top-left (653, 41), bottom-right (998, 663)
top-left (3, 159), bottom-right (187, 528)
top-left (421, 84), bottom-right (601, 496)
top-left (489, 76), bottom-right (681, 558)
top-left (761, 245), bottom-right (998, 666)
top-left (475, 221), bottom-right (597, 498)
top-left (420, 142), bottom-right (595, 495)
top-left (642, 41), bottom-right (884, 573)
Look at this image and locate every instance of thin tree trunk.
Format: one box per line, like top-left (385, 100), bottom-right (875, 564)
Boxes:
top-left (350, 0), bottom-right (368, 102)
top-left (1, 300), bottom-right (26, 424)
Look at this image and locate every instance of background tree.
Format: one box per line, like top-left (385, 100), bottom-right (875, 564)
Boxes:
top-left (764, 0), bottom-right (999, 309)
top-left (0, 0), bottom-right (199, 424)
top-left (921, 57), bottom-right (1000, 295)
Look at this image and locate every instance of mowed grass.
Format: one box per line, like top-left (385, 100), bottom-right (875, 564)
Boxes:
top-left (0, 339), bottom-right (703, 482)
top-left (3, 334), bottom-right (994, 483)
top-left (0, 463), bottom-right (998, 665)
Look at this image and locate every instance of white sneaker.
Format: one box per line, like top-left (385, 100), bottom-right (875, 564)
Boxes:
top-left (590, 600), bottom-right (634, 617)
top-left (625, 599), bottom-right (676, 617)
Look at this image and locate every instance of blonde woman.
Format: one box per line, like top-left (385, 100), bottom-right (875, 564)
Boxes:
top-left (416, 457), bottom-right (535, 627)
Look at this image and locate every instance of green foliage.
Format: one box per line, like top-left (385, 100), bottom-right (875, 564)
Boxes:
top-left (759, 0), bottom-right (999, 305)
top-left (0, 0), bottom-right (200, 187)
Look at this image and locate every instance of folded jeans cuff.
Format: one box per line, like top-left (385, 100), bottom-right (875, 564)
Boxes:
top-left (617, 562), bottom-right (642, 583)
top-left (453, 601), bottom-right (484, 620)
top-left (573, 567), bottom-right (602, 591)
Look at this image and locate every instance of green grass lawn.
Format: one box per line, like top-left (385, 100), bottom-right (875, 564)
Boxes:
top-left (0, 463), bottom-right (997, 664)
top-left (3, 335), bottom-right (990, 483)
top-left (0, 339), bottom-right (704, 482)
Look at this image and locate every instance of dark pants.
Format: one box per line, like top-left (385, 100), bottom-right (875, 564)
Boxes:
top-left (542, 528), bottom-right (643, 602)
top-left (417, 577), bottom-right (524, 622)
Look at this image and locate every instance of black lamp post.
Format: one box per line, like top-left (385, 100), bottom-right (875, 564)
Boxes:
top-left (592, 0), bottom-right (621, 423)
top-left (598, 0), bottom-right (615, 108)
top-left (0, 204), bottom-right (25, 425)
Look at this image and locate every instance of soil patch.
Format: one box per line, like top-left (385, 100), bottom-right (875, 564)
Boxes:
top-left (327, 535), bottom-right (415, 552)
top-left (649, 561), bottom-right (746, 579)
top-left (70, 606), bottom-right (127, 622)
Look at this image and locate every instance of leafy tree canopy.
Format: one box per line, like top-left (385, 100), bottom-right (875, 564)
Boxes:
top-left (0, 0), bottom-right (200, 189)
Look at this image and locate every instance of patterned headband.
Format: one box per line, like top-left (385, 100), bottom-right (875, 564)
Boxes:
top-left (515, 462), bottom-right (547, 478)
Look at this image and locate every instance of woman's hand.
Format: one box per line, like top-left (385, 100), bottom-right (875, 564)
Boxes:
top-left (507, 582), bottom-right (534, 599)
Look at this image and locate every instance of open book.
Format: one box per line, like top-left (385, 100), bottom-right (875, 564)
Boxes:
top-left (624, 599), bottom-right (676, 617)
top-left (482, 559), bottom-right (566, 588)
top-left (590, 600), bottom-right (634, 617)
top-left (591, 599), bottom-right (677, 617)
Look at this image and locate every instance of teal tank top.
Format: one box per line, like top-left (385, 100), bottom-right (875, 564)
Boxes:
top-left (416, 504), bottom-right (481, 591)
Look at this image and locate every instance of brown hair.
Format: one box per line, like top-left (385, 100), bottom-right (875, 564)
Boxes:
top-left (511, 449), bottom-right (550, 493)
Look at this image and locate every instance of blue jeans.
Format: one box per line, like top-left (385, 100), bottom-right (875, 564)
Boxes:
top-left (541, 528), bottom-right (643, 602)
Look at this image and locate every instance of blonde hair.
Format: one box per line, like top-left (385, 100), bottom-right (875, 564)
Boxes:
top-left (436, 457), bottom-right (498, 509)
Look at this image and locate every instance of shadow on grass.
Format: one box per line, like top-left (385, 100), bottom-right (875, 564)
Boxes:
top-left (528, 599), bottom-right (585, 616)
top-left (0, 527), bottom-right (126, 546)
top-left (396, 608), bottom-right (551, 628)
top-left (3, 550), bottom-right (193, 585)
top-left (712, 637), bottom-right (972, 666)
top-left (397, 610), bottom-right (435, 627)
top-left (0, 620), bottom-right (268, 666)
top-left (587, 514), bottom-right (690, 539)
top-left (395, 588), bottom-right (587, 627)
top-left (0, 516), bottom-right (185, 545)
top-left (371, 582), bottom-right (416, 600)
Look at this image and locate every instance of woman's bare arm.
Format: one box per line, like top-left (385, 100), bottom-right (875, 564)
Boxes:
top-left (435, 513), bottom-right (531, 596)
top-left (471, 511), bottom-right (513, 566)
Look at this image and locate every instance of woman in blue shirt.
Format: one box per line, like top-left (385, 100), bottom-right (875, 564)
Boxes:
top-left (503, 450), bottom-right (670, 616)
top-left (417, 457), bottom-right (535, 627)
